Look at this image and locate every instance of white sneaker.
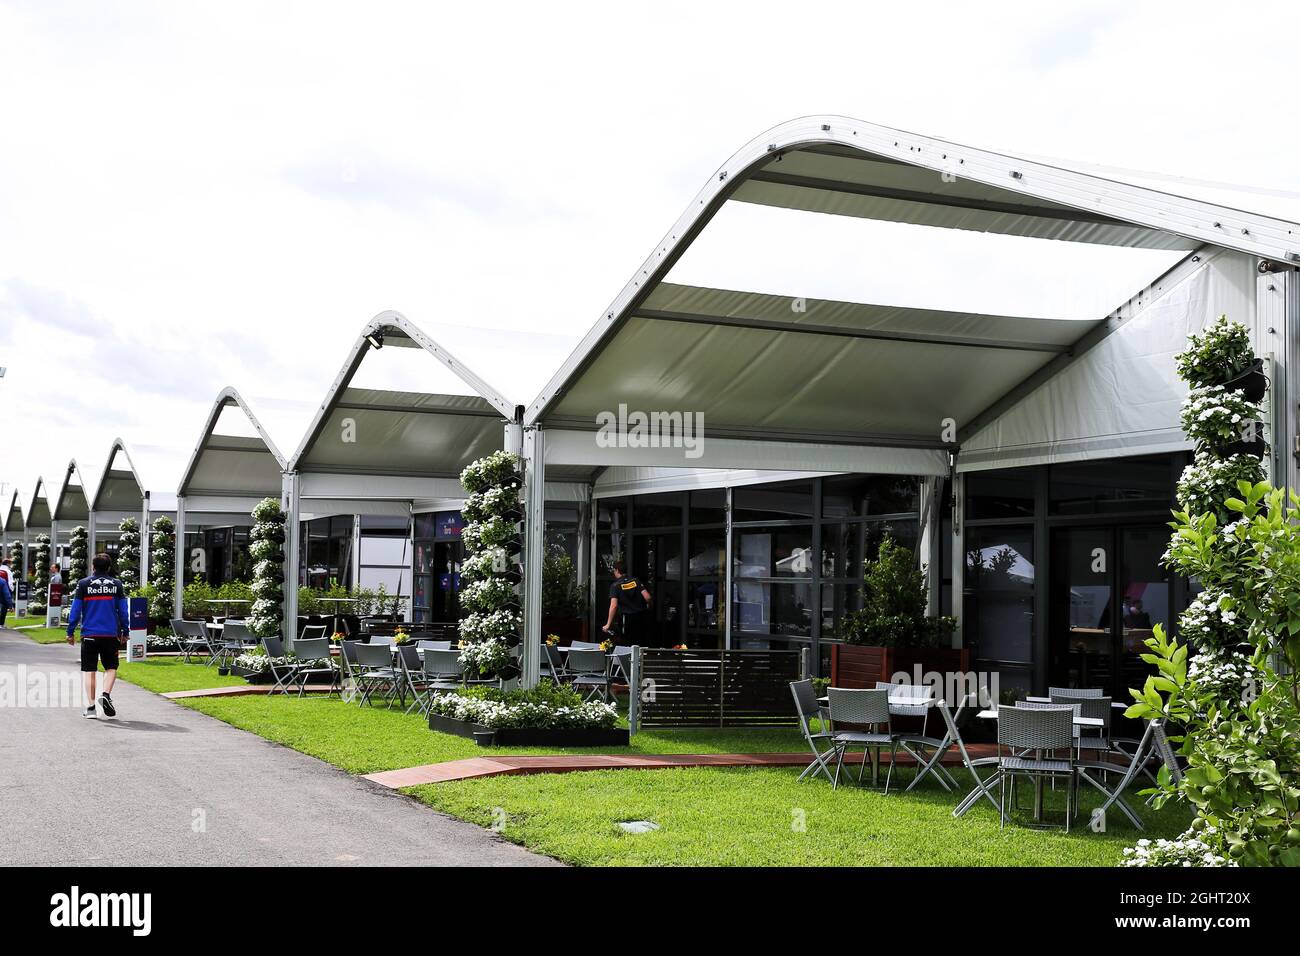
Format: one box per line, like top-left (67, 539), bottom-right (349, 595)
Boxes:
top-left (83, 706), bottom-right (97, 719)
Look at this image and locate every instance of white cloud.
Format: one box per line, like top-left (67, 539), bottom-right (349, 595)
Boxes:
top-left (2, 0), bottom-right (1299, 512)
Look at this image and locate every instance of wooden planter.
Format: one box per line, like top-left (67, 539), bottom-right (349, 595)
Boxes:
top-left (830, 643), bottom-right (971, 688)
top-left (428, 713), bottom-right (628, 747)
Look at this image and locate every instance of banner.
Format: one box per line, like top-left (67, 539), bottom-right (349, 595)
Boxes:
top-left (127, 597), bottom-right (148, 662)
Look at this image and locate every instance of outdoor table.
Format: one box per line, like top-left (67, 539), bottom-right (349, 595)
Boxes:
top-left (316, 597), bottom-right (361, 637)
top-left (969, 708), bottom-right (1103, 824)
top-left (1025, 696), bottom-right (1127, 711)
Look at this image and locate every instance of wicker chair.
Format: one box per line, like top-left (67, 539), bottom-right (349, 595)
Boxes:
top-left (1051, 691), bottom-right (1113, 758)
top-left (997, 705), bottom-right (1077, 831)
top-left (827, 687), bottom-right (896, 791)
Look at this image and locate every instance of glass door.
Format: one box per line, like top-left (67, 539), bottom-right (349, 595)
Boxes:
top-left (1050, 524), bottom-right (1172, 698)
top-left (632, 532), bottom-right (681, 646)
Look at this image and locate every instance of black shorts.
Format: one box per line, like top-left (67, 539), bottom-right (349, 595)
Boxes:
top-left (80, 637), bottom-right (121, 673)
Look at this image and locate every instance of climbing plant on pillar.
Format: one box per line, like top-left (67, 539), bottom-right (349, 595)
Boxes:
top-left (117, 517), bottom-right (141, 589)
top-left (149, 516), bottom-right (175, 621)
top-left (68, 525), bottom-right (89, 582)
top-left (248, 497), bottom-right (287, 638)
top-left (458, 451), bottom-right (525, 683)
top-left (1122, 316), bottom-right (1300, 868)
top-left (29, 534), bottom-right (50, 614)
top-left (7, 540), bottom-right (21, 580)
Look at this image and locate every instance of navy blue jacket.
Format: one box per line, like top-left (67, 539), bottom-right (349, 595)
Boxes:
top-left (66, 574), bottom-right (130, 639)
top-left (0, 574), bottom-right (11, 607)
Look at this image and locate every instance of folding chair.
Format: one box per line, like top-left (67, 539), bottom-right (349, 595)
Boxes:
top-left (353, 641), bottom-right (399, 706)
top-left (394, 643), bottom-right (425, 712)
top-left (171, 619), bottom-right (215, 664)
top-left (566, 649), bottom-right (613, 703)
top-left (290, 637), bottom-right (340, 698)
top-left (940, 696), bottom-right (1004, 815)
top-left (996, 706), bottom-right (1077, 831)
top-left (1073, 718), bottom-right (1159, 831)
top-left (368, 634), bottom-right (395, 646)
top-left (608, 646), bottom-right (634, 686)
top-left (1051, 690), bottom-right (1114, 760)
top-left (827, 687), bottom-right (896, 791)
top-left (261, 635), bottom-right (299, 695)
top-left (299, 623), bottom-right (328, 641)
top-left (416, 640), bottom-right (452, 651)
top-left (543, 644), bottom-right (569, 683)
top-left (789, 679), bottom-right (836, 784)
top-left (417, 650), bottom-right (465, 716)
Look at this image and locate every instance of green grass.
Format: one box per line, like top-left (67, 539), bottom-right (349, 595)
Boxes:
top-left (116, 658), bottom-right (248, 693)
top-left (413, 765), bottom-right (1192, 866)
top-left (18, 625), bottom-right (71, 644)
top-left (4, 614), bottom-right (48, 629)
top-left (107, 658), bottom-right (1192, 866)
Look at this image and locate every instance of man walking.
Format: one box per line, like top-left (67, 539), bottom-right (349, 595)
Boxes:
top-left (602, 561), bottom-right (653, 646)
top-left (66, 553), bottom-right (129, 719)
top-left (0, 557), bottom-right (13, 628)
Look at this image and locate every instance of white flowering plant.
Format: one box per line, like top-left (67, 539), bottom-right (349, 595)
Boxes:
top-left (1179, 385), bottom-right (1262, 450)
top-left (461, 577), bottom-right (517, 614)
top-left (1174, 315), bottom-right (1254, 388)
top-left (1121, 824), bottom-right (1236, 868)
top-left (459, 451), bottom-right (523, 495)
top-left (248, 497), bottom-right (287, 637)
top-left (1175, 453), bottom-right (1265, 521)
top-left (462, 485), bottom-right (520, 524)
top-left (1175, 590), bottom-right (1247, 652)
top-left (426, 680), bottom-right (617, 730)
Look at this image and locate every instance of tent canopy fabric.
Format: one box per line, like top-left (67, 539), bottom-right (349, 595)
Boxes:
top-left (289, 311), bottom-right (515, 489)
top-left (525, 115), bottom-right (1300, 478)
top-left (3, 490), bottom-right (24, 535)
top-left (178, 387), bottom-right (288, 505)
top-left (52, 460), bottom-right (91, 524)
top-left (91, 438), bottom-right (147, 517)
top-left (26, 477), bottom-right (52, 530)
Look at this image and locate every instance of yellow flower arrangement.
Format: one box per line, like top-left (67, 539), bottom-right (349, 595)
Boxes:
top-left (599, 639), bottom-right (613, 652)
top-left (545, 633), bottom-right (560, 646)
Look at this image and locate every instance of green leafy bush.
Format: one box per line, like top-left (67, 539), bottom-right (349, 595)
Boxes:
top-left (843, 536), bottom-right (954, 648)
top-left (1175, 314), bottom-right (1254, 387)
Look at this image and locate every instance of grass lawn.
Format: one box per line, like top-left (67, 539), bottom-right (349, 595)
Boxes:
top-left (16, 625), bottom-right (71, 644)
top-left (414, 765), bottom-right (1191, 866)
top-left (109, 658), bottom-right (1192, 866)
top-left (116, 658), bottom-right (248, 693)
top-left (4, 614), bottom-right (48, 629)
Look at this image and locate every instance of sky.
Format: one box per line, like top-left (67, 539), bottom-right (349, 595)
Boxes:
top-left (3, 0), bottom-right (1300, 519)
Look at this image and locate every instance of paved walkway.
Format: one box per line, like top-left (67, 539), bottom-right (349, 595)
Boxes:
top-left (0, 629), bottom-right (556, 866)
top-left (366, 744), bottom-right (999, 787)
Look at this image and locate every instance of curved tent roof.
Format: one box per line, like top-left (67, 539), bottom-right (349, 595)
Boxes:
top-left (525, 114), bottom-right (1299, 477)
top-left (51, 459), bottom-right (91, 524)
top-left (287, 311), bottom-right (547, 512)
top-left (4, 489), bottom-right (24, 536)
top-left (92, 438), bottom-right (146, 516)
top-left (25, 477), bottom-right (51, 530)
top-left (178, 386), bottom-right (288, 513)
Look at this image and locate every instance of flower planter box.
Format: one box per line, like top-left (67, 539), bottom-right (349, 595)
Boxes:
top-left (1222, 424), bottom-right (1267, 459)
top-left (830, 643), bottom-right (971, 689)
top-left (427, 713), bottom-right (629, 747)
top-left (228, 664), bottom-right (275, 684)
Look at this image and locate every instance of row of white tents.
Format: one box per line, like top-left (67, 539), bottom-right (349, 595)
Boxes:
top-left (6, 114), bottom-right (1300, 687)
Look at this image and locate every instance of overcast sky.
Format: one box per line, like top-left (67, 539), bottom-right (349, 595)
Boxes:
top-left (3, 0), bottom-right (1300, 519)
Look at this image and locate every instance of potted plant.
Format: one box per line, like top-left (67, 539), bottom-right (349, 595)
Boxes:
top-left (830, 536), bottom-right (964, 688)
top-left (1175, 314), bottom-right (1266, 399)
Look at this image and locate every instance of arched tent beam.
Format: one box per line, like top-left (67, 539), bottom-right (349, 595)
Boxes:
top-left (4, 489), bottom-right (25, 536)
top-left (281, 311), bottom-right (525, 648)
top-left (525, 113), bottom-right (1300, 426)
top-left (287, 310), bottom-right (516, 475)
top-left (51, 459), bottom-right (92, 568)
top-left (25, 477), bottom-right (51, 530)
top-left (173, 386), bottom-right (290, 618)
top-left (92, 438), bottom-right (146, 513)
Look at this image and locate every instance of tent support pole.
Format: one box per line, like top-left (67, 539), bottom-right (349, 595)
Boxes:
top-left (173, 497), bottom-right (185, 620)
top-left (521, 427), bottom-right (545, 688)
top-left (141, 492), bottom-right (151, 587)
top-left (282, 472), bottom-right (300, 648)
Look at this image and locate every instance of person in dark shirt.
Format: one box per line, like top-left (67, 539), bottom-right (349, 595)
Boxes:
top-left (65, 553), bottom-right (130, 719)
top-left (602, 561), bottom-right (652, 647)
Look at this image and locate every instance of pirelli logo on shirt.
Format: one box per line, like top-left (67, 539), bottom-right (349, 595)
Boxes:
top-left (620, 580), bottom-right (640, 591)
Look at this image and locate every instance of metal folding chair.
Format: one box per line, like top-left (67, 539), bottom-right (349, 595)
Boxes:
top-left (827, 687), bottom-right (895, 791)
top-left (1073, 718), bottom-right (1161, 831)
top-left (353, 641), bottom-right (399, 706)
top-left (290, 637), bottom-right (340, 698)
top-left (261, 635), bottom-right (299, 695)
top-left (996, 706), bottom-right (1077, 831)
top-left (789, 680), bottom-right (836, 784)
top-left (171, 618), bottom-right (214, 664)
top-left (566, 649), bottom-right (613, 702)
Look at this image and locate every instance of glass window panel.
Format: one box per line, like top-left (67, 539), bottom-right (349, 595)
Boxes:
top-left (687, 529), bottom-right (725, 576)
top-left (1049, 455), bottom-right (1173, 515)
top-left (689, 488), bottom-right (726, 525)
top-left (732, 580), bottom-right (815, 637)
top-left (734, 526), bottom-right (813, 578)
top-left (824, 519), bottom-right (919, 579)
top-left (964, 527), bottom-right (1035, 665)
top-left (686, 580), bottom-right (724, 638)
top-left (632, 492), bottom-right (684, 528)
top-left (596, 534), bottom-right (625, 576)
top-left (821, 475), bottom-right (920, 517)
top-left (359, 567), bottom-right (405, 592)
top-left (366, 515), bottom-right (413, 534)
top-left (965, 469), bottom-right (1036, 521)
top-left (596, 498), bottom-right (629, 532)
top-left (360, 536), bottom-right (408, 566)
top-left (733, 480), bottom-right (813, 523)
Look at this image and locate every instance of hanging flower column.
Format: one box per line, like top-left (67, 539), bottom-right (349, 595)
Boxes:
top-left (29, 533), bottom-right (50, 614)
top-left (149, 516), bottom-right (175, 622)
top-left (7, 540), bottom-right (21, 582)
top-left (68, 525), bottom-right (88, 582)
top-left (458, 451), bottom-right (525, 683)
top-left (117, 517), bottom-right (141, 590)
top-left (248, 497), bottom-right (287, 638)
